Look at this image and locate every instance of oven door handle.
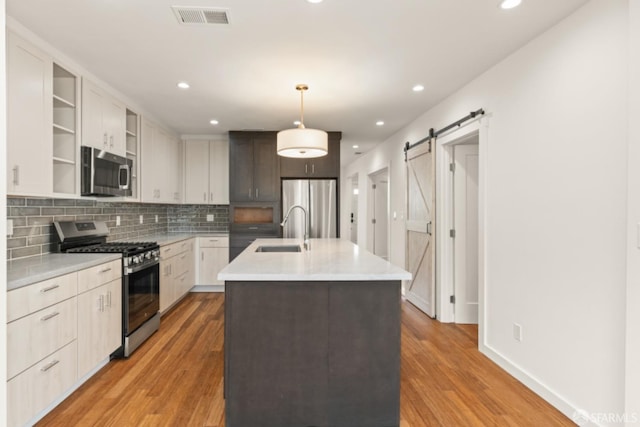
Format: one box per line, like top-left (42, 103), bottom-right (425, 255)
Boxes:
top-left (119, 164), bottom-right (131, 190)
top-left (125, 259), bottom-right (159, 275)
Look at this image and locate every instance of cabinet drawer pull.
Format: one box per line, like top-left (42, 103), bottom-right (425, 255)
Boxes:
top-left (40, 284), bottom-right (60, 293)
top-left (99, 267), bottom-right (112, 273)
top-left (165, 248), bottom-right (172, 252)
top-left (41, 312), bottom-right (60, 322)
top-left (40, 359), bottom-right (60, 372)
top-left (249, 227), bottom-right (258, 230)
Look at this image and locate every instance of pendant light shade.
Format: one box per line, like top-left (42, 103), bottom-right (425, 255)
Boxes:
top-left (277, 84), bottom-right (328, 158)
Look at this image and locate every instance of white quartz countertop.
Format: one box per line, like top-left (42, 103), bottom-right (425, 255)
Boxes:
top-left (140, 232), bottom-right (228, 246)
top-left (218, 238), bottom-right (411, 281)
top-left (7, 253), bottom-right (122, 291)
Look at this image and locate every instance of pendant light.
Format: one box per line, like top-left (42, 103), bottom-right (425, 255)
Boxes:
top-left (277, 84), bottom-right (328, 158)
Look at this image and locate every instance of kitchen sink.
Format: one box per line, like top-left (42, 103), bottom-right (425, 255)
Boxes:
top-left (255, 245), bottom-right (302, 253)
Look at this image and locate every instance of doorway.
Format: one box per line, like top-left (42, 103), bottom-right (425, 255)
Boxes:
top-left (349, 174), bottom-right (359, 244)
top-left (368, 167), bottom-right (389, 259)
top-left (452, 142), bottom-right (479, 324)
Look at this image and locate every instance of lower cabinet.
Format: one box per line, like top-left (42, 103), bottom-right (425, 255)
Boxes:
top-left (198, 236), bottom-right (229, 288)
top-left (160, 239), bottom-right (195, 313)
top-left (6, 258), bottom-right (121, 427)
top-left (8, 341), bottom-right (78, 427)
top-left (77, 278), bottom-right (122, 378)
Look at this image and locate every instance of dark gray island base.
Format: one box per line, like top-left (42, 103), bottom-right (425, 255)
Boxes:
top-left (224, 280), bottom-right (401, 427)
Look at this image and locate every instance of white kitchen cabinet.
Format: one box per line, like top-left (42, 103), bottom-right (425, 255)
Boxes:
top-left (6, 267), bottom-right (81, 427)
top-left (125, 109), bottom-right (140, 200)
top-left (160, 239), bottom-right (194, 314)
top-left (77, 278), bottom-right (122, 379)
top-left (183, 139), bottom-right (229, 204)
top-left (141, 117), bottom-right (183, 204)
top-left (7, 32), bottom-right (53, 196)
top-left (8, 341), bottom-right (78, 427)
top-left (198, 237), bottom-right (229, 289)
top-left (81, 79), bottom-right (126, 155)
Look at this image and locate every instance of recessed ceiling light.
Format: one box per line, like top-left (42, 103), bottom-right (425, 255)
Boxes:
top-left (499, 0), bottom-right (522, 9)
top-left (352, 145), bottom-right (359, 149)
top-left (376, 121), bottom-right (384, 126)
top-left (177, 82), bottom-right (190, 89)
top-left (293, 120), bottom-right (301, 126)
top-left (210, 119), bottom-right (219, 125)
top-left (412, 84), bottom-right (425, 92)
top-left (307, 0), bottom-right (323, 3)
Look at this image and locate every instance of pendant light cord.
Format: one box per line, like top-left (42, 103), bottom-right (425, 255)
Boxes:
top-left (299, 88), bottom-right (305, 129)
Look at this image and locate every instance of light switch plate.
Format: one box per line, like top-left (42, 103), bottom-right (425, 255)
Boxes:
top-left (206, 214), bottom-right (214, 222)
top-left (7, 219), bottom-right (13, 237)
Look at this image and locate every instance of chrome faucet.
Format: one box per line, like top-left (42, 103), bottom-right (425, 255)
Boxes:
top-left (280, 204), bottom-right (309, 250)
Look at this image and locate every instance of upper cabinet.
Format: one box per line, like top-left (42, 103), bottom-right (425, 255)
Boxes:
top-left (125, 109), bottom-right (140, 200)
top-left (81, 79), bottom-right (126, 156)
top-left (7, 32), bottom-right (80, 198)
top-left (279, 132), bottom-right (342, 178)
top-left (183, 139), bottom-right (229, 205)
top-left (141, 118), bottom-right (182, 204)
top-left (229, 131), bottom-right (279, 202)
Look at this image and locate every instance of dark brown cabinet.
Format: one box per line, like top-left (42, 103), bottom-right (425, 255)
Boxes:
top-left (279, 132), bottom-right (341, 178)
top-left (229, 131), bottom-right (279, 202)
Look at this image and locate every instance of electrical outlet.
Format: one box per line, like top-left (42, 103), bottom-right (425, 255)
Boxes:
top-left (139, 215), bottom-right (144, 224)
top-left (155, 215), bottom-right (159, 223)
top-left (513, 323), bottom-right (522, 342)
top-left (7, 219), bottom-right (13, 237)
top-left (116, 216), bottom-right (121, 226)
top-left (206, 214), bottom-right (214, 222)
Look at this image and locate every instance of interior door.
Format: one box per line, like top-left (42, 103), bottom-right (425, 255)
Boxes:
top-left (405, 142), bottom-right (436, 317)
top-left (453, 144), bottom-right (479, 324)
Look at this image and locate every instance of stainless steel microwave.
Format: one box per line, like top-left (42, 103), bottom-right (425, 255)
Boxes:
top-left (81, 146), bottom-right (132, 197)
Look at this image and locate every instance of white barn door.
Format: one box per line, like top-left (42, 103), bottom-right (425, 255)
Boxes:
top-left (405, 142), bottom-right (436, 317)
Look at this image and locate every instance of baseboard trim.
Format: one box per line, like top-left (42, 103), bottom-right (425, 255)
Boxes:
top-left (191, 285), bottom-right (225, 293)
top-left (479, 342), bottom-right (599, 426)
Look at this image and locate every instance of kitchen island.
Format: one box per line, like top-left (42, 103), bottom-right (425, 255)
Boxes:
top-left (218, 238), bottom-right (411, 427)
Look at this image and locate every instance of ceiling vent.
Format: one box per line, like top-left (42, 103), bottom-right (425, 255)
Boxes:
top-left (172, 6), bottom-right (230, 25)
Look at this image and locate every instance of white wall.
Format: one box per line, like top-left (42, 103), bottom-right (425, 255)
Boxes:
top-left (626, 1), bottom-right (640, 424)
top-left (342, 1), bottom-right (629, 423)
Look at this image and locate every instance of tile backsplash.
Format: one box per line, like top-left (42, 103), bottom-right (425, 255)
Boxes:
top-left (6, 197), bottom-right (229, 260)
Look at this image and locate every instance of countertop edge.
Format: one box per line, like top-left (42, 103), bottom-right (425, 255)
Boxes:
top-left (7, 253), bottom-right (122, 291)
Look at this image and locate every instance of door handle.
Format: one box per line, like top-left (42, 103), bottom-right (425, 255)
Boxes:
top-left (248, 188), bottom-right (252, 199)
top-left (426, 221), bottom-right (432, 236)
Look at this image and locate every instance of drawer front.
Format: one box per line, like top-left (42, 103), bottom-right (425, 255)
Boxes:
top-left (231, 223), bottom-right (279, 236)
top-left (77, 259), bottom-right (122, 293)
top-left (8, 297), bottom-right (78, 379)
top-left (8, 272), bottom-right (77, 322)
top-left (199, 236), bottom-right (229, 248)
top-left (8, 341), bottom-right (78, 427)
top-left (175, 251), bottom-right (192, 277)
top-left (160, 240), bottom-right (190, 259)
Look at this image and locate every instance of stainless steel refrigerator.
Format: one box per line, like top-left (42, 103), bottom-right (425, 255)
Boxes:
top-left (282, 179), bottom-right (337, 239)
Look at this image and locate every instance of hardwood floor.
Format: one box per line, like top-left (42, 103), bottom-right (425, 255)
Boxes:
top-left (37, 293), bottom-right (572, 427)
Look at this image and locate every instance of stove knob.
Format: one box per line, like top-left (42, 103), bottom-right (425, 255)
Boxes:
top-left (127, 256), bottom-right (134, 266)
top-left (146, 252), bottom-right (152, 259)
top-left (133, 256), bottom-right (141, 264)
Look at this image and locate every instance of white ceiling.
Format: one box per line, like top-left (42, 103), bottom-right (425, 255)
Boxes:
top-left (7, 0), bottom-right (588, 165)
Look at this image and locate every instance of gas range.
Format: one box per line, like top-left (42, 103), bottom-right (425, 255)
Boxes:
top-left (53, 220), bottom-right (161, 358)
top-left (65, 241), bottom-right (160, 271)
